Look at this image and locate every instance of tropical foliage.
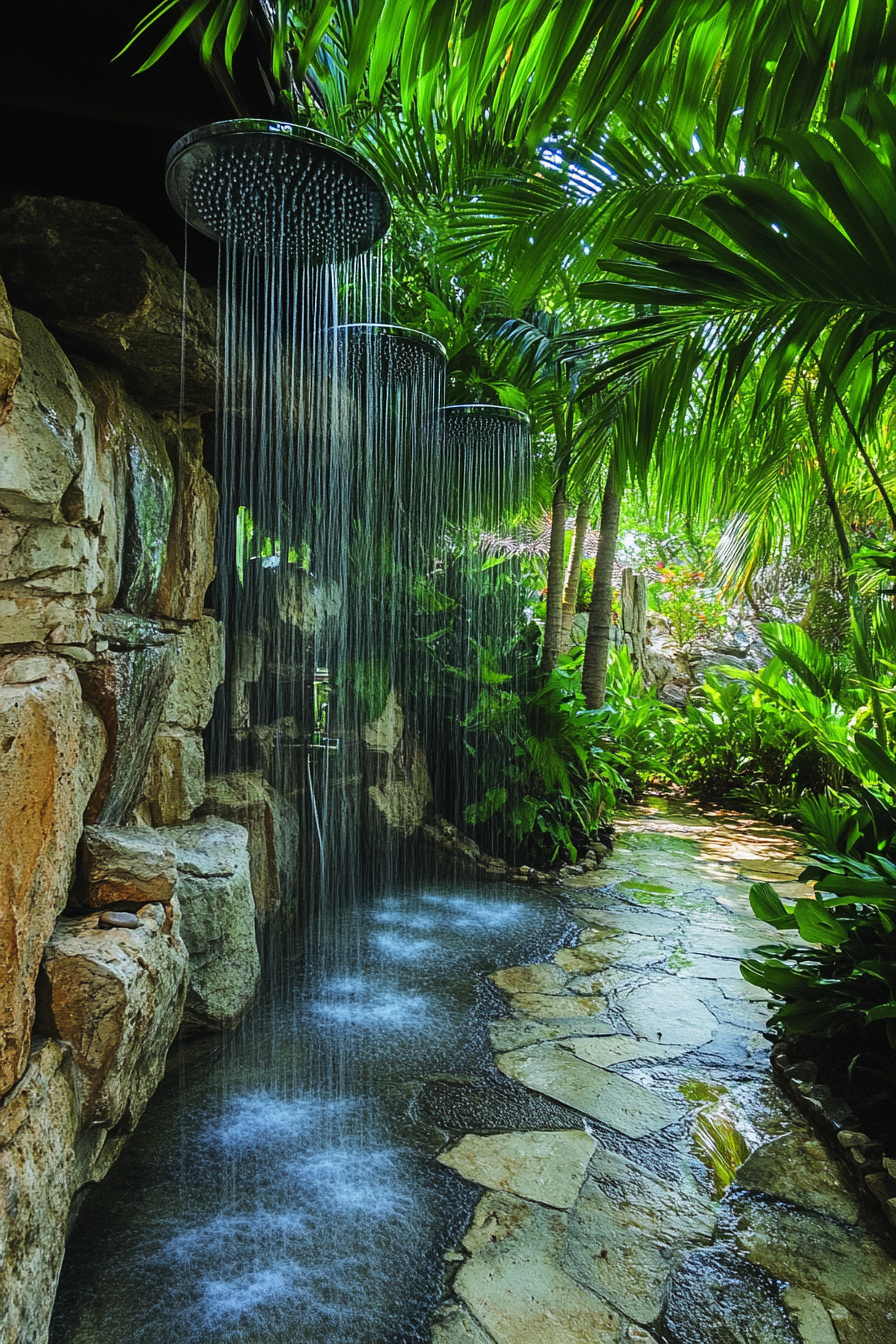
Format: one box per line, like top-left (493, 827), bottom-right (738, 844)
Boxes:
top-left (131, 3), bottom-right (896, 1087)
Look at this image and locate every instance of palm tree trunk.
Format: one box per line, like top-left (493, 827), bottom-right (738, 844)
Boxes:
top-left (561, 497), bottom-right (591, 652)
top-left (540, 475), bottom-right (568, 673)
top-left (804, 386), bottom-right (852, 571)
top-left (582, 463), bottom-right (621, 708)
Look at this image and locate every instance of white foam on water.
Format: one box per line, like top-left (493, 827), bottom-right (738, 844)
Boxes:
top-left (290, 1146), bottom-right (415, 1219)
top-left (313, 982), bottom-right (432, 1030)
top-left (370, 909), bottom-right (438, 931)
top-left (199, 1267), bottom-right (292, 1323)
top-left (163, 1210), bottom-right (307, 1263)
top-left (420, 893), bottom-right (526, 929)
top-left (207, 1092), bottom-right (351, 1151)
top-left (371, 931), bottom-right (437, 959)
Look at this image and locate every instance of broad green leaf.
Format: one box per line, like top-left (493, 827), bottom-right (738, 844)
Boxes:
top-left (854, 732), bottom-right (896, 788)
top-left (749, 881), bottom-right (797, 930)
top-left (793, 899), bottom-right (849, 946)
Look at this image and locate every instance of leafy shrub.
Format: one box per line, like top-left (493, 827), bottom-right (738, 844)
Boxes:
top-left (669, 672), bottom-right (836, 812)
top-left (647, 563), bottom-right (727, 647)
top-left (742, 827), bottom-right (896, 1053)
top-left (743, 737), bottom-right (896, 1071)
top-left (463, 657), bottom-right (625, 865)
top-left (603, 647), bottom-right (678, 797)
top-left (670, 618), bottom-right (896, 815)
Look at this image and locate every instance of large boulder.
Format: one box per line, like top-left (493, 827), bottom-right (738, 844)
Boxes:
top-left (142, 730), bottom-right (207, 827)
top-left (34, 901), bottom-right (188, 1129)
top-left (161, 615), bottom-right (225, 730)
top-left (367, 737), bottom-right (433, 837)
top-left (0, 1038), bottom-right (80, 1344)
top-left (138, 617), bottom-right (224, 826)
top-left (0, 196), bottom-right (217, 412)
top-left (0, 310), bottom-right (99, 526)
top-left (201, 773), bottom-right (301, 919)
top-left (363, 687), bottom-right (433, 838)
top-left (0, 312), bottom-right (105, 646)
top-left (78, 825), bottom-right (177, 908)
top-left (0, 275), bottom-right (21, 425)
top-left (230, 629), bottom-right (262, 732)
top-left (159, 818), bottom-right (259, 1032)
top-left (0, 653), bottom-right (105, 1098)
top-left (73, 360), bottom-right (177, 616)
top-left (79, 614), bottom-right (176, 826)
top-left (153, 415), bottom-right (218, 621)
top-left (118, 410), bottom-right (175, 617)
top-left (0, 523), bottom-right (103, 647)
top-left (363, 688), bottom-right (432, 838)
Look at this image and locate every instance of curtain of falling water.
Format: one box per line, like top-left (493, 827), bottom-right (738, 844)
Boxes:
top-left (427, 410), bottom-right (533, 858)
top-left (49, 135), bottom-right (537, 1343)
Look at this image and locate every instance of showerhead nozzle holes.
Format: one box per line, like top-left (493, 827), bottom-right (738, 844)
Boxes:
top-left (166, 120), bottom-right (391, 262)
top-left (441, 404), bottom-right (531, 452)
top-left (336, 324), bottom-right (447, 385)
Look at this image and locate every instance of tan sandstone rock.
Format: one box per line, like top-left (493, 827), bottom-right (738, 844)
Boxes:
top-left (159, 818), bottom-right (259, 1032)
top-left (201, 772), bottom-right (301, 919)
top-left (70, 361), bottom-right (132, 611)
top-left (0, 1038), bottom-right (80, 1344)
top-left (161, 615), bottom-right (225, 730)
top-left (367, 737), bottom-right (433, 837)
top-left (0, 654), bottom-right (105, 1097)
top-left (153, 416), bottom-right (218, 621)
top-left (0, 310), bottom-right (99, 525)
top-left (143, 730), bottom-right (206, 826)
top-left (79, 824), bottom-right (177, 907)
top-left (137, 616), bottom-right (224, 827)
top-left (79, 614), bottom-right (176, 825)
top-left (34, 902), bottom-right (188, 1128)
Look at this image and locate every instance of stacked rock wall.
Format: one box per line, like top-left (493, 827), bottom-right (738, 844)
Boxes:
top-left (0, 197), bottom-right (262, 1344)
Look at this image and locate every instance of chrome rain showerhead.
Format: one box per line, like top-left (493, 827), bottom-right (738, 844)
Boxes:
top-left (335, 324), bottom-right (447, 384)
top-left (166, 119), bottom-right (391, 261)
top-left (441, 404), bottom-right (531, 451)
top-left (441, 404), bottom-right (532, 523)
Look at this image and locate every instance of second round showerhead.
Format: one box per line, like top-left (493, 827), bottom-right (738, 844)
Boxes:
top-left (166, 120), bottom-right (391, 263)
top-left (442, 404), bottom-right (531, 450)
top-left (336, 324), bottom-right (447, 384)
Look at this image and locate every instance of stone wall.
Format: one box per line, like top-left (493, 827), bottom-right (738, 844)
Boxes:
top-left (0, 197), bottom-right (262, 1344)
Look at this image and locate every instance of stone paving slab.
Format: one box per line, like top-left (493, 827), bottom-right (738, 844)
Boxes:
top-left (565, 1035), bottom-right (691, 1069)
top-left (434, 798), bottom-right (896, 1344)
top-left (495, 1043), bottom-right (685, 1139)
top-left (562, 1146), bottom-right (716, 1325)
top-left (616, 981), bottom-right (718, 1047)
top-left (438, 1130), bottom-right (597, 1209)
top-left (489, 1017), bottom-right (615, 1053)
top-left (453, 1192), bottom-right (631, 1344)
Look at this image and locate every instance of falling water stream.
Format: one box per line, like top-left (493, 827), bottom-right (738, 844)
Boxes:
top-left (50, 120), bottom-right (544, 1342)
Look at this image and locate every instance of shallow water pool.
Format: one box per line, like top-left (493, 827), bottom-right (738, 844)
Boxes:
top-left (50, 869), bottom-right (572, 1344)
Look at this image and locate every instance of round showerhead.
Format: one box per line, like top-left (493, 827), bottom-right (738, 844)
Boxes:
top-left (441, 404), bottom-right (531, 521)
top-left (442, 404), bottom-right (530, 448)
top-left (166, 120), bottom-right (391, 262)
top-left (337, 324), bottom-right (447, 383)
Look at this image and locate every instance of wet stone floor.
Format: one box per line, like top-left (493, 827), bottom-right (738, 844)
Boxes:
top-left (433, 800), bottom-right (896, 1344)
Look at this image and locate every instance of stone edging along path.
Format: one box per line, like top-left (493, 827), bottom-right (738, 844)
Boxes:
top-left (430, 800), bottom-right (896, 1344)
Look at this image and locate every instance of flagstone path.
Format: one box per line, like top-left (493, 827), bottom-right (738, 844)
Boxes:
top-left (431, 798), bottom-right (896, 1344)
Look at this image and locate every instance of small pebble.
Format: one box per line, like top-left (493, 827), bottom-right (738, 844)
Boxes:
top-left (98, 910), bottom-right (141, 929)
